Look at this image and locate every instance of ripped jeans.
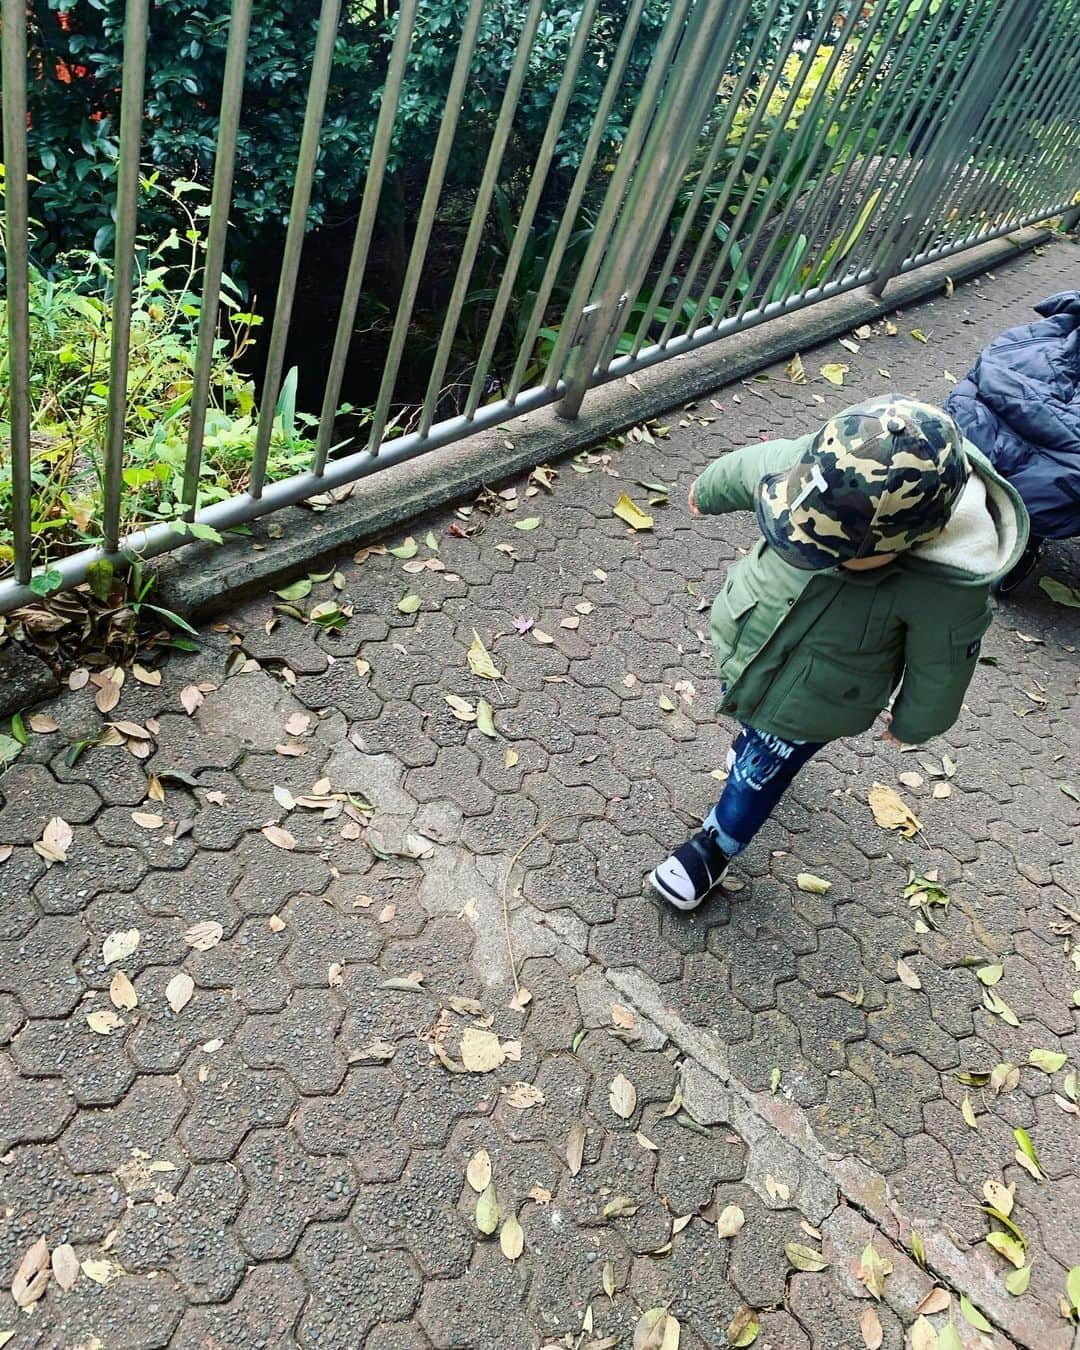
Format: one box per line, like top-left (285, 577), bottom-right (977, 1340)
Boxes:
top-left (705, 725), bottom-right (824, 857)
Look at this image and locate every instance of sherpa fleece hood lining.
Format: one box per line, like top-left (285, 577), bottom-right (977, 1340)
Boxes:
top-left (910, 460), bottom-right (1020, 582)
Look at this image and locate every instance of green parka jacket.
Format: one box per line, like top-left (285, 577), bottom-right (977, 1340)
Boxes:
top-left (694, 436), bottom-right (1029, 745)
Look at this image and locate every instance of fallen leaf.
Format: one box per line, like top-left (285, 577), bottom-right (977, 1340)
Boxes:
top-left (502, 1081), bottom-right (544, 1109)
top-left (51, 1242), bottom-right (79, 1292)
top-left (962, 1094), bottom-right (978, 1128)
top-left (505, 748), bottom-right (519, 768)
top-left (611, 1004), bottom-right (636, 1031)
top-left (983, 1179), bottom-right (1014, 1215)
top-left (28, 713), bottom-right (59, 734)
top-left (932, 782), bottom-right (951, 799)
top-left (1039, 576), bottom-right (1080, 608)
top-left (513, 516), bottom-right (541, 531)
top-left (131, 811), bottom-right (163, 831)
top-left (80, 1257), bottom-right (119, 1287)
top-left (977, 964), bottom-right (1003, 986)
top-left (990, 1062), bottom-right (1019, 1095)
top-left (609, 1072), bottom-right (637, 1119)
top-left (916, 1287), bottom-right (950, 1316)
top-left (796, 872), bottom-right (831, 895)
top-left (636, 1131), bottom-right (658, 1151)
top-left (351, 1038), bottom-right (396, 1062)
top-left (86, 1008), bottom-right (125, 1035)
top-left (786, 1241), bottom-right (829, 1272)
top-left (717, 1204), bottom-right (745, 1237)
top-left (460, 1027), bottom-right (505, 1073)
top-left (1005, 1264), bottom-right (1031, 1296)
top-left (532, 629), bottom-right (555, 645)
top-left (476, 1182), bottom-right (499, 1234)
top-left (467, 630), bottom-right (502, 680)
top-left (34, 815), bottom-right (73, 865)
top-left (959, 1294), bottom-right (993, 1332)
top-left (476, 699), bottom-right (497, 738)
top-left (859, 1305), bottom-right (883, 1350)
top-left (820, 362), bottom-right (849, 385)
top-left (787, 353), bottom-right (807, 384)
top-left (445, 694), bottom-right (476, 722)
top-left (566, 1122), bottom-right (586, 1176)
top-left (868, 783), bottom-right (921, 837)
top-left (909, 1316), bottom-right (938, 1350)
top-left (612, 493), bottom-right (654, 531)
top-left (857, 1242), bottom-right (892, 1299)
top-left (327, 962), bottom-right (345, 988)
top-left (765, 1173), bottom-right (790, 1202)
top-left (729, 1305), bottom-right (760, 1347)
top-left (269, 914), bottom-right (286, 933)
top-left (1014, 1127), bottom-right (1044, 1180)
top-left (102, 928), bottom-right (140, 965)
top-left (1066, 1265), bottom-right (1080, 1313)
top-left (68, 667), bottom-right (90, 690)
top-left (633, 1308), bottom-right (681, 1350)
top-left (1029, 1048), bottom-right (1067, 1074)
top-left (261, 824), bottom-right (296, 851)
top-left (389, 536), bottom-right (418, 559)
top-left (132, 663), bottom-right (162, 687)
top-left (603, 1258), bottom-right (615, 1299)
top-left (986, 1231), bottom-right (1025, 1269)
top-left (466, 1149), bottom-right (492, 1193)
top-left (499, 1212), bottom-right (524, 1261)
top-left (11, 1237), bottom-right (50, 1307)
top-left (109, 970), bottom-right (138, 1011)
top-left (910, 328), bottom-right (929, 343)
top-left (896, 957), bottom-right (921, 990)
top-left (184, 920), bottom-right (224, 951)
top-left (165, 971), bottom-right (195, 1013)
top-left (180, 685), bottom-right (205, 716)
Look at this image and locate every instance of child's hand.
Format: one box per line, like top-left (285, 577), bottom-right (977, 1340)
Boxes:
top-left (688, 480), bottom-right (701, 516)
top-left (880, 712), bottom-right (905, 746)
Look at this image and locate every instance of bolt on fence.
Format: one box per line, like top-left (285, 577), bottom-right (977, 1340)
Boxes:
top-left (1, 0), bottom-right (1078, 608)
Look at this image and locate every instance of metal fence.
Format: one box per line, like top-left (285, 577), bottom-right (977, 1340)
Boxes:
top-left (2, 0), bottom-right (1078, 609)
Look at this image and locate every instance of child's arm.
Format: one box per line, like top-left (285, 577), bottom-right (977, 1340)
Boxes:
top-left (691, 437), bottom-right (804, 515)
top-left (889, 601), bottom-right (992, 744)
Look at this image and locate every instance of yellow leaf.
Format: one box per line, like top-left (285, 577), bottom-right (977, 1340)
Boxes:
top-left (80, 1257), bottom-right (120, 1287)
top-left (476, 699), bottom-right (497, 739)
top-left (467, 630), bottom-right (502, 680)
top-left (1029, 1048), bottom-right (1067, 1074)
top-left (609, 1072), bottom-right (637, 1119)
top-left (786, 1241), bottom-right (829, 1272)
top-left (460, 1027), bottom-right (504, 1073)
top-left (729, 1306), bottom-right (760, 1347)
top-left (475, 1182), bottom-right (499, 1234)
top-left (466, 1149), bottom-right (492, 1193)
top-left (717, 1204), bottom-right (745, 1238)
top-left (910, 328), bottom-right (929, 343)
top-left (986, 1231), bottom-right (1025, 1269)
top-left (796, 872), bottom-right (831, 895)
top-left (786, 353), bottom-right (807, 384)
top-left (499, 1212), bottom-right (524, 1261)
top-left (867, 783), bottom-right (921, 837)
top-left (909, 1315), bottom-right (938, 1350)
top-left (857, 1242), bottom-right (892, 1299)
top-left (820, 362), bottom-right (849, 386)
top-left (961, 1094), bottom-right (978, 1129)
top-left (612, 493), bottom-right (654, 531)
top-left (109, 970), bottom-right (138, 1011)
top-left (983, 1179), bottom-right (1014, 1215)
top-left (1005, 1264), bottom-right (1031, 1296)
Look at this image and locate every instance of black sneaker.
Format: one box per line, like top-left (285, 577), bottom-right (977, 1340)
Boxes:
top-left (648, 827), bottom-right (730, 911)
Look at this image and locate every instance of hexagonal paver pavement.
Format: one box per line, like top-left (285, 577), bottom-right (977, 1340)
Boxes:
top-left (1, 241), bottom-right (1079, 1349)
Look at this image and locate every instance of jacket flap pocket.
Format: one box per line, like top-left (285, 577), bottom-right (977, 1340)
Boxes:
top-left (951, 609), bottom-right (992, 654)
top-left (722, 571), bottom-right (757, 620)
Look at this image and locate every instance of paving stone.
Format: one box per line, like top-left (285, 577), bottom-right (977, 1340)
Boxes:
top-left (417, 1243), bottom-right (531, 1349)
top-left (59, 1073), bottom-right (187, 1174)
top-left (0, 1143), bottom-right (120, 1276)
top-left (0, 914), bottom-right (88, 1016)
top-left (294, 1065), bottom-right (409, 1183)
top-left (296, 1224), bottom-right (423, 1347)
top-left (11, 1012), bottom-right (136, 1106)
top-left (234, 1128), bottom-right (356, 1260)
top-left (351, 1149), bottom-right (473, 1278)
top-left (179, 1048), bottom-right (297, 1163)
top-left (0, 763), bottom-right (101, 843)
top-left (237, 989), bottom-right (347, 1094)
top-left (175, 1261), bottom-right (307, 1348)
top-left (0, 1052), bottom-right (75, 1152)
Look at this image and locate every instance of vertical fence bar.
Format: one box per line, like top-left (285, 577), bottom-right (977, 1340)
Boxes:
top-left (313, 0), bottom-right (417, 474)
top-left (249, 0), bottom-right (343, 499)
top-left (540, 0), bottom-right (697, 398)
top-left (627, 0), bottom-right (760, 359)
top-left (500, 0), bottom-right (641, 410)
top-left (1, 0), bottom-right (32, 584)
top-left (655, 0), bottom-right (817, 348)
top-left (724, 0), bottom-right (892, 325)
top-left (675, 0), bottom-right (842, 342)
top-left (365, 0), bottom-right (487, 454)
top-left (417, 0), bottom-right (546, 438)
top-left (181, 0), bottom-right (254, 514)
top-left (101, 0), bottom-right (151, 554)
top-left (468, 0), bottom-right (610, 415)
top-left (555, 0), bottom-right (730, 415)
top-left (866, 2), bottom-right (1033, 296)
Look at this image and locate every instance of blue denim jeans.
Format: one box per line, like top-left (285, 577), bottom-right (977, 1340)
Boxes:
top-left (705, 725), bottom-right (824, 856)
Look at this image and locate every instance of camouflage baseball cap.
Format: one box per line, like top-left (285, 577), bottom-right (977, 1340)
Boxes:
top-left (755, 396), bottom-right (968, 571)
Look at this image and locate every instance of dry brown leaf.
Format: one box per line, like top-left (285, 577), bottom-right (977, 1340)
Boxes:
top-left (717, 1204), bottom-right (745, 1238)
top-left (28, 713), bottom-right (59, 734)
top-left (499, 1212), bottom-right (524, 1261)
top-left (896, 958), bottom-right (922, 990)
top-left (932, 782), bottom-right (952, 799)
top-left (0, 844), bottom-right (12, 865)
top-left (857, 1242), bottom-right (893, 1299)
top-left (566, 1121), bottom-right (586, 1176)
top-left (184, 920), bottom-right (224, 951)
top-left (11, 1236), bottom-right (50, 1307)
top-left (909, 1316), bottom-right (938, 1350)
top-left (132, 663), bottom-right (162, 687)
top-left (34, 815), bottom-right (73, 865)
top-left (633, 1308), bottom-right (680, 1350)
top-left (68, 667), bottom-right (90, 691)
top-left (609, 1072), bottom-right (637, 1119)
top-left (51, 1242), bottom-right (79, 1292)
top-left (109, 970), bottom-right (138, 1011)
top-left (466, 1149), bottom-right (492, 1193)
top-left (610, 1003), bottom-right (636, 1030)
top-left (102, 928), bottom-right (140, 965)
top-left (532, 629), bottom-right (555, 645)
top-left (261, 824), bottom-right (296, 851)
top-left (269, 914), bottom-right (286, 933)
top-left (898, 771), bottom-right (924, 789)
top-left (461, 1027), bottom-right (505, 1073)
top-left (131, 811), bottom-right (164, 831)
top-left (165, 971), bottom-right (195, 1013)
top-left (503, 1084), bottom-right (544, 1112)
top-left (915, 1287), bottom-right (951, 1316)
top-left (180, 685), bottom-right (204, 716)
top-left (285, 712), bottom-right (310, 737)
top-left (867, 783), bottom-right (921, 837)
top-left (327, 962), bottom-right (345, 988)
top-left (859, 1305), bottom-right (883, 1350)
top-left (86, 1008), bottom-right (125, 1035)
top-left (95, 678), bottom-right (122, 714)
top-left (765, 1173), bottom-right (791, 1203)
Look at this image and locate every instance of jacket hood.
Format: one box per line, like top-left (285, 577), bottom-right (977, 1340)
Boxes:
top-left (904, 442), bottom-right (1029, 586)
top-left (1034, 289), bottom-right (1080, 320)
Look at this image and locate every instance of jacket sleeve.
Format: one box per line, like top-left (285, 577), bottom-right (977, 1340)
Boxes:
top-left (889, 599), bottom-right (993, 744)
top-left (692, 437), bottom-right (803, 515)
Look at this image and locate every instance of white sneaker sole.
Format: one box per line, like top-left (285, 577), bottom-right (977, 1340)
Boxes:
top-left (647, 866), bottom-right (727, 913)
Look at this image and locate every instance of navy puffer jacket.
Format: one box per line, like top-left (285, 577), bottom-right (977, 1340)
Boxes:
top-left (946, 290), bottom-right (1080, 540)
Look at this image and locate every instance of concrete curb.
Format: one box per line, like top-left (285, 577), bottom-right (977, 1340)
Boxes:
top-left (152, 227), bottom-right (1052, 619)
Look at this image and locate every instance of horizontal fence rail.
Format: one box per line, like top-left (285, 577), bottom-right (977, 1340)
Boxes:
top-left (1, 0), bottom-right (1078, 608)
